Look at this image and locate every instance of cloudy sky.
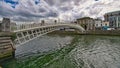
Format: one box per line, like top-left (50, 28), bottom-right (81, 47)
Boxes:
top-left (0, 0), bottom-right (120, 22)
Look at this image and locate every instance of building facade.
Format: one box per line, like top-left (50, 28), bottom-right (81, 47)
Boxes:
top-left (104, 10), bottom-right (120, 28)
top-left (77, 17), bottom-right (95, 30)
top-left (0, 21), bottom-right (2, 31)
top-left (0, 18), bottom-right (11, 32)
top-left (94, 19), bottom-right (102, 27)
top-left (102, 21), bottom-right (109, 27)
top-left (10, 22), bottom-right (17, 31)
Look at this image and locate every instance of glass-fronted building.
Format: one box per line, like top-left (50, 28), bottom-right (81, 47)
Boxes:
top-left (104, 10), bottom-right (120, 28)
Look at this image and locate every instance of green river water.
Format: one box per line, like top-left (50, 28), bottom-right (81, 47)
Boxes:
top-left (1, 34), bottom-right (120, 68)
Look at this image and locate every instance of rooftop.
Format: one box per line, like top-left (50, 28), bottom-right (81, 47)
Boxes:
top-left (94, 18), bottom-right (102, 21)
top-left (77, 17), bottom-right (93, 20)
top-left (105, 10), bottom-right (120, 15)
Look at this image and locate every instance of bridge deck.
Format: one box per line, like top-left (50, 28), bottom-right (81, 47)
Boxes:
top-left (10, 23), bottom-right (85, 46)
top-left (13, 24), bottom-right (85, 33)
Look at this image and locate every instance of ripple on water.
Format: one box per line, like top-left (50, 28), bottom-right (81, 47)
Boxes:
top-left (1, 35), bottom-right (120, 68)
top-left (69, 36), bottom-right (120, 68)
top-left (15, 35), bottom-right (73, 59)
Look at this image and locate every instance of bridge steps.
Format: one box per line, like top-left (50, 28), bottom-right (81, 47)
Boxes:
top-left (0, 37), bottom-right (15, 60)
top-left (0, 37), bottom-right (11, 40)
top-left (0, 40), bottom-right (11, 43)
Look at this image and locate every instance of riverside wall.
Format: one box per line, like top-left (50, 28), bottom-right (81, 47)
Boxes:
top-left (49, 30), bottom-right (120, 36)
top-left (82, 30), bottom-right (120, 36)
top-left (0, 32), bottom-right (15, 62)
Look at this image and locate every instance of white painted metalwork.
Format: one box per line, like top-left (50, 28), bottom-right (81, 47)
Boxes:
top-left (11, 22), bottom-right (85, 47)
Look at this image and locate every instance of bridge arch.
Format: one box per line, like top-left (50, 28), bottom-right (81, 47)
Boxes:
top-left (55, 24), bottom-right (85, 32)
top-left (13, 23), bottom-right (85, 46)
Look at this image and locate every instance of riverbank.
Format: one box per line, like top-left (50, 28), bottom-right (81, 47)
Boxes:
top-left (0, 32), bottom-right (16, 62)
top-left (84, 30), bottom-right (120, 36)
top-left (49, 30), bottom-right (120, 36)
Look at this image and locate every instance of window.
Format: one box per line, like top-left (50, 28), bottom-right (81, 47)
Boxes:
top-left (111, 14), bottom-right (113, 16)
top-left (96, 24), bottom-right (98, 27)
top-left (105, 24), bottom-right (107, 26)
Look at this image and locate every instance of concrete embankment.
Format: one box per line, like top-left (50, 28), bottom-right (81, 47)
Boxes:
top-left (83, 30), bottom-right (120, 36)
top-left (49, 30), bottom-right (120, 36)
top-left (0, 32), bottom-right (16, 62)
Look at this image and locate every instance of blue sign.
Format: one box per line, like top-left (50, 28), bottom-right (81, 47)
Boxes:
top-left (102, 26), bottom-right (109, 30)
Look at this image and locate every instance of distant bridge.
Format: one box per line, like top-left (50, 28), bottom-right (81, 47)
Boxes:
top-left (11, 22), bottom-right (85, 47)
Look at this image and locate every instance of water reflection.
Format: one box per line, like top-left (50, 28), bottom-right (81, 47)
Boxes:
top-left (15, 35), bottom-right (73, 58)
top-left (70, 36), bottom-right (120, 68)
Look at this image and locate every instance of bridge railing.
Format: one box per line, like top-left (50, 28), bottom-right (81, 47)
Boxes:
top-left (11, 22), bottom-right (73, 32)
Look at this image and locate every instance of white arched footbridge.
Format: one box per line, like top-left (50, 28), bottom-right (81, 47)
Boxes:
top-left (11, 23), bottom-right (85, 47)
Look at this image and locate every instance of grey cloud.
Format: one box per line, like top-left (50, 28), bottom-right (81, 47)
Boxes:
top-left (71, 11), bottom-right (86, 19)
top-left (44, 0), bottom-right (67, 6)
top-left (0, 2), bottom-right (15, 17)
top-left (12, 15), bottom-right (43, 22)
top-left (44, 0), bottom-right (54, 6)
top-left (0, 0), bottom-right (120, 22)
top-left (0, 0), bottom-right (59, 22)
top-left (59, 6), bottom-right (73, 11)
top-left (39, 8), bottom-right (47, 13)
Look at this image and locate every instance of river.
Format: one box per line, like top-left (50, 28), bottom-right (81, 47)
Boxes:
top-left (1, 34), bottom-right (120, 68)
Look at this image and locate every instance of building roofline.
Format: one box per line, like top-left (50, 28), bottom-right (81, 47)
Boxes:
top-left (104, 10), bottom-right (120, 15)
top-left (77, 17), bottom-right (93, 20)
top-left (94, 18), bottom-right (102, 21)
